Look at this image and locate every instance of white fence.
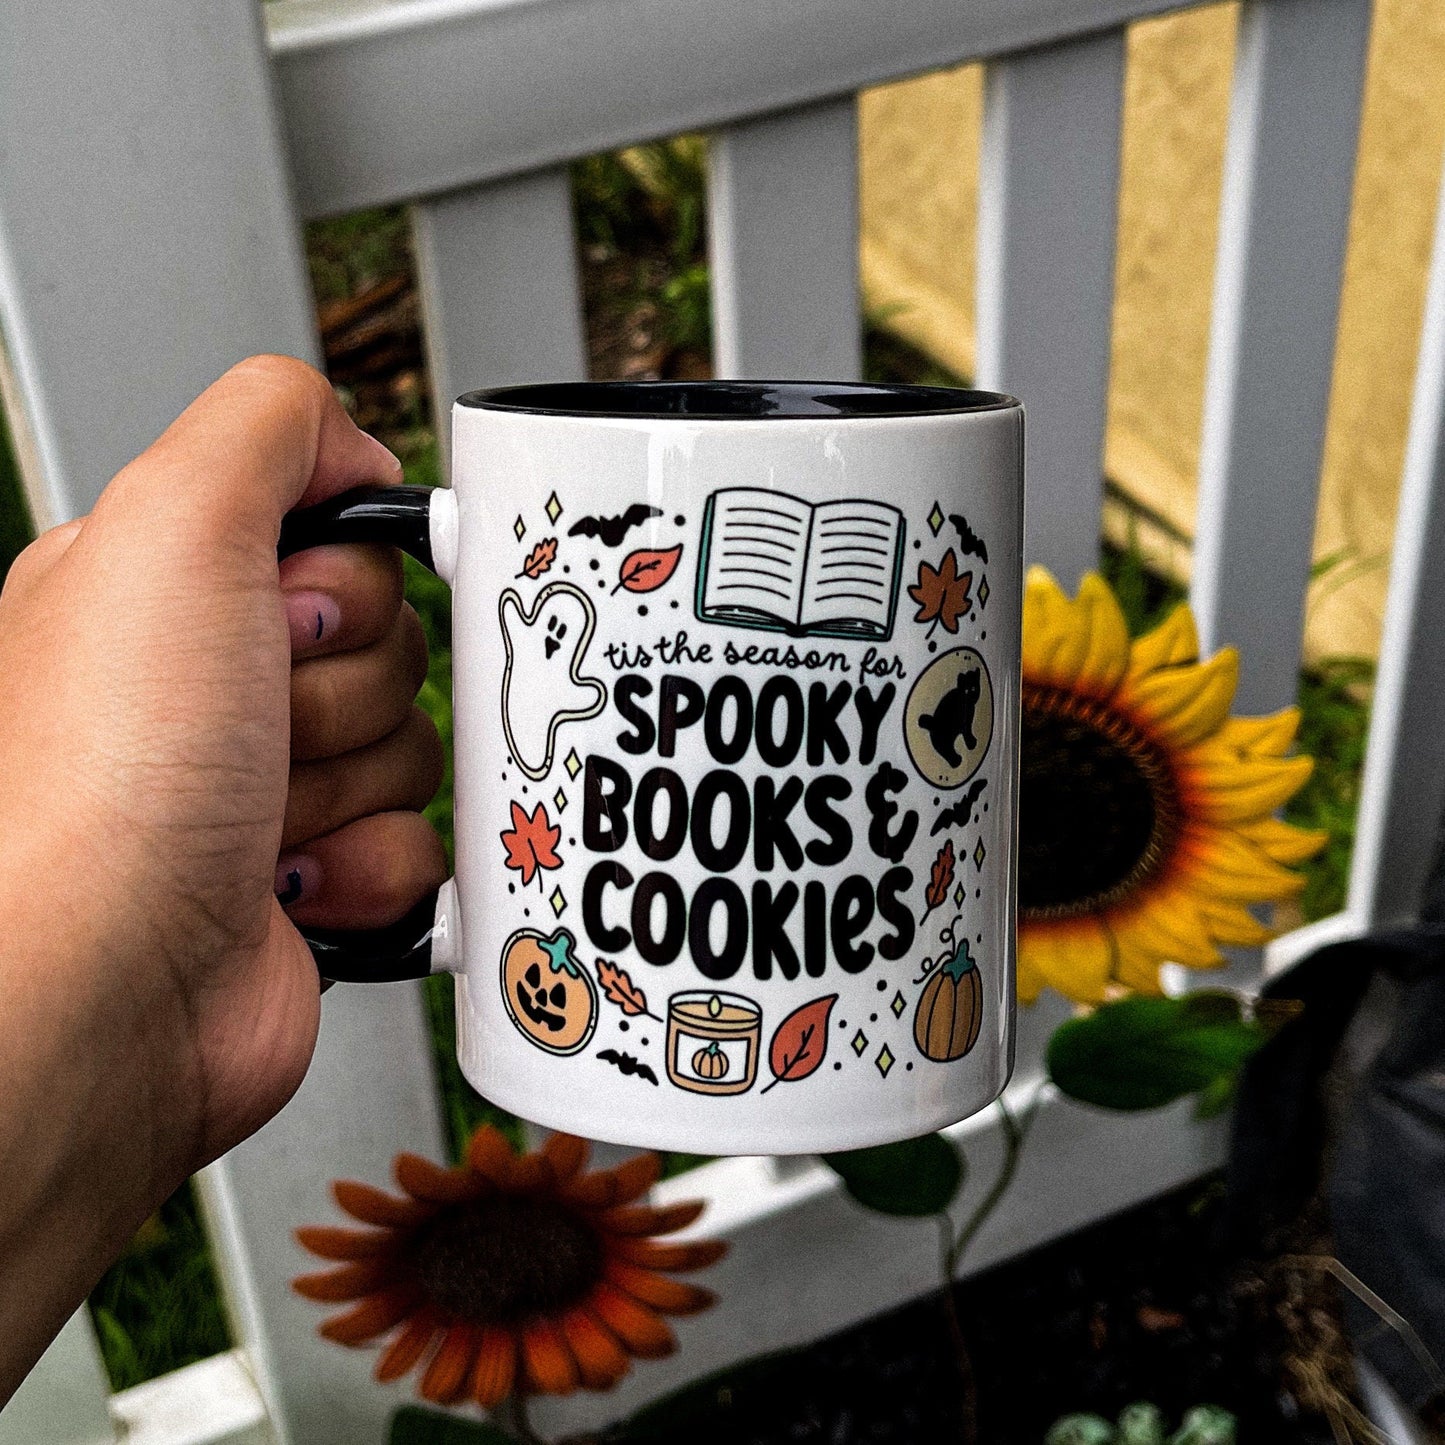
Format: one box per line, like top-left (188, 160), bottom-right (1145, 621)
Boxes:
top-left (3, 0), bottom-right (1444, 1439)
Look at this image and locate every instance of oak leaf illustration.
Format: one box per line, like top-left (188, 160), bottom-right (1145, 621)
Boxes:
top-left (909, 549), bottom-right (973, 634)
top-left (499, 800), bottom-right (562, 890)
top-left (516, 537), bottom-right (558, 579)
top-left (919, 839), bottom-right (956, 926)
top-left (761, 994), bottom-right (837, 1094)
top-left (596, 958), bottom-right (662, 1020)
top-left (614, 544), bottom-right (683, 595)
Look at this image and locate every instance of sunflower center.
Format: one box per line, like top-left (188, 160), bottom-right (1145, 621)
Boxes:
top-left (410, 1195), bottom-right (603, 1326)
top-left (1019, 684), bottom-right (1180, 920)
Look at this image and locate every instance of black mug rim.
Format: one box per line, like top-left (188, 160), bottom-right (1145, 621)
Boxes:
top-left (457, 379), bottom-right (1018, 421)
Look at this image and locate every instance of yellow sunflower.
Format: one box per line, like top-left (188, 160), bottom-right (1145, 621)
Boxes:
top-left (294, 1127), bottom-right (725, 1407)
top-left (1018, 567), bottom-right (1326, 1005)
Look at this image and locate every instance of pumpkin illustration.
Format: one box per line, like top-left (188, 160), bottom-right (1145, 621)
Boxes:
top-left (913, 940), bottom-right (983, 1062)
top-left (691, 1041), bottom-right (730, 1081)
top-left (500, 927), bottom-right (598, 1055)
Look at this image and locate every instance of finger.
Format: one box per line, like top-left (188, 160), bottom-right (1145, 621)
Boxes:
top-left (97, 354), bottom-right (402, 556)
top-left (291, 605), bottom-right (428, 762)
top-left (283, 707), bottom-right (443, 849)
top-left (279, 544), bottom-right (404, 660)
top-left (1, 520), bottom-right (84, 601)
top-left (275, 811), bottom-right (447, 931)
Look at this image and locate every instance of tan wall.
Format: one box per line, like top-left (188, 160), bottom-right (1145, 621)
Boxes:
top-left (859, 0), bottom-right (1445, 663)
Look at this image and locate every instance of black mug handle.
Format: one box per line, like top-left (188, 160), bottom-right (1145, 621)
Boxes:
top-left (278, 485), bottom-right (447, 983)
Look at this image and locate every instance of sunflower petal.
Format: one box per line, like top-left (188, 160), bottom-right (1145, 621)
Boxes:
top-left (295, 1225), bottom-right (398, 1261)
top-left (1177, 828), bottom-right (1308, 902)
top-left (1128, 648), bottom-right (1239, 748)
top-left (466, 1125), bottom-right (518, 1186)
top-left (1198, 900), bottom-right (1275, 948)
top-left (393, 1153), bottom-right (480, 1205)
top-left (420, 1323), bottom-right (481, 1405)
top-left (332, 1180), bottom-right (434, 1229)
top-left (520, 1317), bottom-right (581, 1395)
top-left (1237, 816), bottom-right (1329, 866)
top-left (595, 1199), bottom-right (706, 1237)
top-left (1186, 753), bottom-right (1314, 823)
top-left (608, 1237), bottom-right (728, 1272)
top-left (1112, 891), bottom-right (1227, 970)
top-left (1017, 917), bottom-right (1114, 1006)
top-left (560, 1306), bottom-right (632, 1391)
top-left (605, 1258), bottom-right (718, 1315)
top-left (563, 1153), bottom-right (661, 1209)
top-left (541, 1133), bottom-right (590, 1186)
top-left (586, 1283), bottom-right (677, 1359)
top-left (1126, 602), bottom-right (1199, 681)
top-left (318, 1287), bottom-right (419, 1345)
top-left (375, 1306), bottom-right (443, 1383)
top-left (1213, 707), bottom-right (1302, 758)
top-left (470, 1325), bottom-right (518, 1410)
top-left (293, 1259), bottom-right (395, 1302)
top-left (1023, 568), bottom-right (1127, 695)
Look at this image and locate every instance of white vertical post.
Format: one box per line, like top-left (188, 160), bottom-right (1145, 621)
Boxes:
top-left (412, 168), bottom-right (588, 468)
top-left (1349, 170), bottom-right (1445, 929)
top-left (0, 1312), bottom-right (115, 1445)
top-left (0, 0), bottom-right (317, 526)
top-left (709, 97), bottom-right (862, 380)
top-left (976, 31), bottom-right (1126, 592)
top-left (1190, 0), bottom-right (1371, 714)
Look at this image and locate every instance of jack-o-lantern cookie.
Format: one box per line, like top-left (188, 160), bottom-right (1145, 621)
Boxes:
top-left (501, 927), bottom-right (598, 1055)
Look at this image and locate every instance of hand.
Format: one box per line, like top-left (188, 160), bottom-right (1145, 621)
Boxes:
top-left (0, 356), bottom-right (446, 1399)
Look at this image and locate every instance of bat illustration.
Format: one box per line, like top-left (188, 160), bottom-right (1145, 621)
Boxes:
top-left (949, 512), bottom-right (989, 565)
top-left (568, 504), bottom-right (663, 548)
top-left (597, 1048), bottom-right (660, 1085)
top-left (931, 778), bottom-right (988, 836)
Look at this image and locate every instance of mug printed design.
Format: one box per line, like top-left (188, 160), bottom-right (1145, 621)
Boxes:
top-left (491, 482), bottom-right (1002, 1102)
top-left (498, 582), bottom-right (607, 780)
top-left (694, 488), bottom-right (906, 641)
top-left (500, 927), bottom-right (599, 1055)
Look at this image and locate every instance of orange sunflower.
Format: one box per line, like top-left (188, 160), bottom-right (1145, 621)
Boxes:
top-left (1018, 567), bottom-right (1326, 1005)
top-left (293, 1127), bottom-right (725, 1406)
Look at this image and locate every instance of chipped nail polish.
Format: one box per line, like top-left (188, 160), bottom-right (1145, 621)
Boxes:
top-left (275, 856), bottom-right (319, 906)
top-left (284, 591), bottom-right (341, 652)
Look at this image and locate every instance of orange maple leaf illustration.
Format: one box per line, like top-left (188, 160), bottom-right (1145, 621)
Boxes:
top-left (499, 800), bottom-right (562, 889)
top-left (909, 549), bottom-right (973, 635)
top-left (516, 537), bottom-right (558, 580)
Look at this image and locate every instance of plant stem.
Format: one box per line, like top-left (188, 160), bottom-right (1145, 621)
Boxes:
top-left (505, 1393), bottom-right (548, 1445)
top-left (946, 1089), bottom-right (1041, 1279)
top-left (937, 1214), bottom-right (979, 1445)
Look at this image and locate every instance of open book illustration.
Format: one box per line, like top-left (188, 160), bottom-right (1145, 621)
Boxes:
top-left (694, 488), bottom-right (907, 641)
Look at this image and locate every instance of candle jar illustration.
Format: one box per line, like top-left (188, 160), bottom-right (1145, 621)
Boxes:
top-left (666, 991), bottom-right (762, 1096)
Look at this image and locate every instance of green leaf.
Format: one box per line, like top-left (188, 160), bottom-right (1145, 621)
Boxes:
top-left (1169, 1406), bottom-right (1237, 1445)
top-left (1117, 1401), bottom-right (1167, 1444)
top-left (389, 1406), bottom-right (522, 1445)
top-left (1192, 1073), bottom-right (1237, 1120)
top-left (1045, 1415), bottom-right (1117, 1445)
top-left (822, 1133), bottom-right (964, 1217)
top-left (1046, 992), bottom-right (1267, 1112)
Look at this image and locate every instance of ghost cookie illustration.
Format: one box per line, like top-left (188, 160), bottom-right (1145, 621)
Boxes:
top-left (499, 581), bottom-right (607, 780)
top-left (501, 927), bottom-right (598, 1055)
top-left (904, 647), bottom-right (994, 788)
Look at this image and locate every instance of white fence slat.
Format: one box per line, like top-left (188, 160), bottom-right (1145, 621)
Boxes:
top-left (0, 1311), bottom-right (114, 1445)
top-left (1348, 170), bottom-right (1445, 929)
top-left (109, 1351), bottom-right (272, 1445)
top-left (411, 168), bottom-right (587, 453)
top-left (268, 0), bottom-right (1190, 219)
top-left (708, 98), bottom-right (862, 380)
top-left (531, 1084), bottom-right (1228, 1431)
top-left (1190, 0), bottom-right (1371, 715)
top-left (975, 31), bottom-right (1126, 591)
top-left (0, 0), bottom-right (317, 526)
top-left (198, 986), bottom-right (447, 1445)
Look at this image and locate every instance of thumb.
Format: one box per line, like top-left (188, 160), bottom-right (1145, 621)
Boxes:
top-left (96, 355), bottom-right (402, 556)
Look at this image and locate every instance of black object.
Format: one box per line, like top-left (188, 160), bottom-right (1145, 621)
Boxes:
top-left (278, 484), bottom-right (442, 982)
top-left (1226, 926), bottom-right (1445, 1408)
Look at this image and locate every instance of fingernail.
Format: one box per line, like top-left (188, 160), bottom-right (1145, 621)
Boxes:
top-left (284, 591), bottom-right (341, 652)
top-left (275, 855), bottom-right (320, 906)
top-left (361, 430), bottom-right (404, 477)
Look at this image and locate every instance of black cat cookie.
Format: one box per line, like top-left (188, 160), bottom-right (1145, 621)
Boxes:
top-left (904, 647), bottom-right (994, 787)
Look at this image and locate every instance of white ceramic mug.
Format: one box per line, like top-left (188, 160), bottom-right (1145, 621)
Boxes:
top-left (280, 380), bottom-right (1022, 1155)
